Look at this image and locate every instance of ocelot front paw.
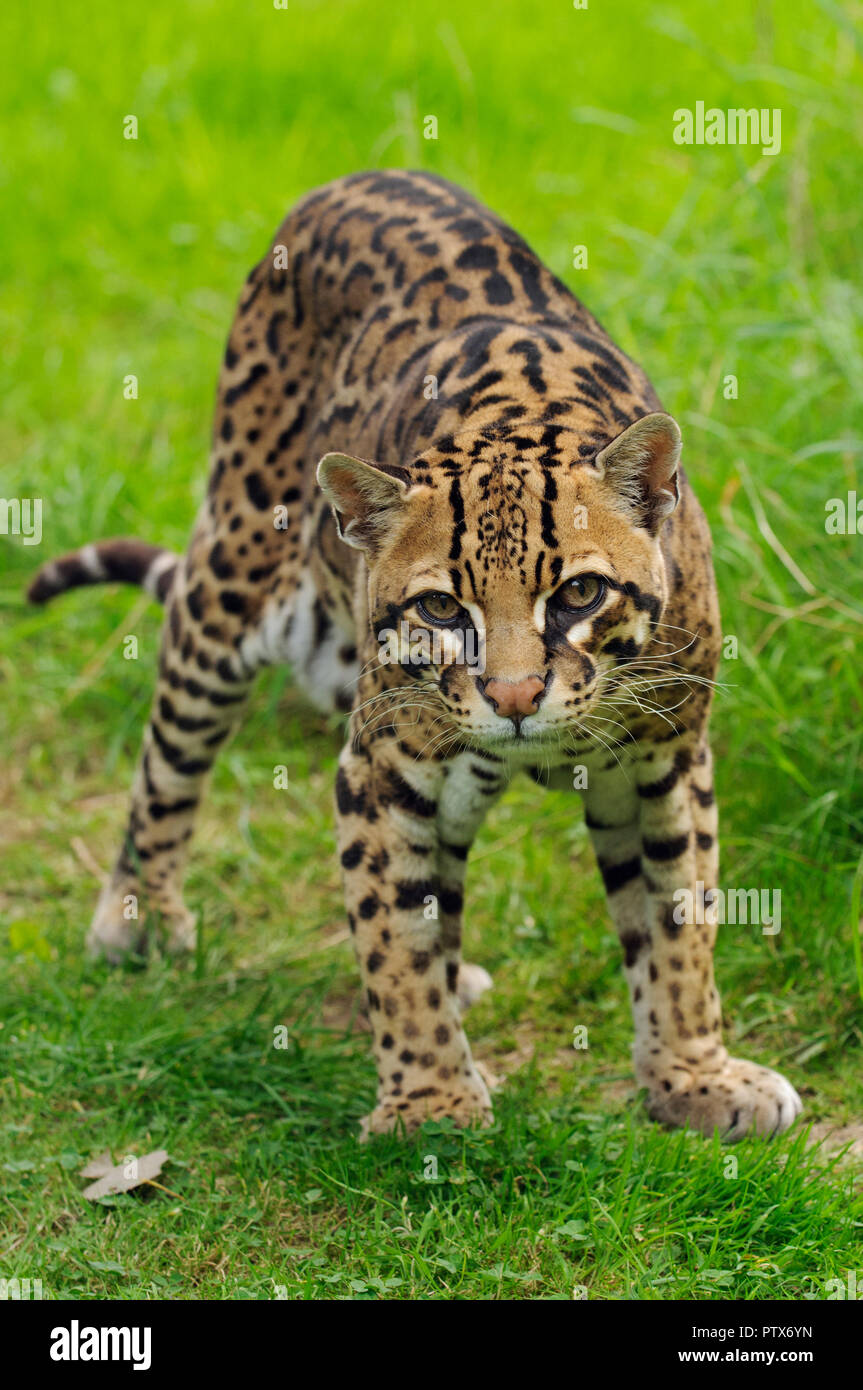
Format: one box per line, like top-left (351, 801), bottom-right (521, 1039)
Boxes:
top-left (87, 878), bottom-right (197, 963)
top-left (359, 1070), bottom-right (493, 1139)
top-left (641, 1054), bottom-right (802, 1141)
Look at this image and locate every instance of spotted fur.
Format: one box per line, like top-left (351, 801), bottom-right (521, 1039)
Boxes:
top-left (30, 170), bottom-right (801, 1141)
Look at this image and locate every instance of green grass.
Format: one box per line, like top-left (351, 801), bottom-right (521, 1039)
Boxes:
top-left (1, 0), bottom-right (862, 1300)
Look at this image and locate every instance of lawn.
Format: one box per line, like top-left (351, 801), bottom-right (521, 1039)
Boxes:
top-left (0, 0), bottom-right (861, 1300)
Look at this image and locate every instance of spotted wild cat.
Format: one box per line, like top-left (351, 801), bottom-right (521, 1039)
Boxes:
top-left (29, 170), bottom-right (801, 1140)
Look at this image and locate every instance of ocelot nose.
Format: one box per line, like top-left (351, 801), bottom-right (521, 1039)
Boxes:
top-left (477, 674), bottom-right (548, 720)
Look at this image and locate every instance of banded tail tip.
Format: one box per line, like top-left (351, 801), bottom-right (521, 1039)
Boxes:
top-left (27, 539), bottom-right (179, 605)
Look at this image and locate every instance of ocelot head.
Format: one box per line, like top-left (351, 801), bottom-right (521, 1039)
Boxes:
top-left (318, 413), bottom-right (682, 751)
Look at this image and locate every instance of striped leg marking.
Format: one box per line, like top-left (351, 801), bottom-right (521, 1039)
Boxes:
top-left (336, 746), bottom-right (495, 1136)
top-left (88, 580), bottom-right (254, 960)
top-left (585, 743), bottom-right (801, 1140)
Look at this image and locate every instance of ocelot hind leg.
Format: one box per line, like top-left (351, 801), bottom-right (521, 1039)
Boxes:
top-left (87, 559), bottom-right (265, 961)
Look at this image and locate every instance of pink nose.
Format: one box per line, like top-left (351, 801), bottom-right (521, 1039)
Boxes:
top-left (481, 676), bottom-right (547, 718)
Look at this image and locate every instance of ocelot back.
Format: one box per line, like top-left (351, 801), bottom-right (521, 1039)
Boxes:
top-left (30, 170), bottom-right (801, 1140)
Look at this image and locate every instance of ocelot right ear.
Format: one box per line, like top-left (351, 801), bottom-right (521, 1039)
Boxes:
top-left (316, 453), bottom-right (412, 553)
top-left (594, 413), bottom-right (682, 534)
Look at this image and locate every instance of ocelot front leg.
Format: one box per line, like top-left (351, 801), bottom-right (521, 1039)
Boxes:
top-left (585, 739), bottom-right (801, 1140)
top-left (335, 741), bottom-right (507, 1136)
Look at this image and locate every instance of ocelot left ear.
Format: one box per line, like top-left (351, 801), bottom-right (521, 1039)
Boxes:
top-left (594, 413), bottom-right (682, 534)
top-left (316, 452), bottom-right (412, 553)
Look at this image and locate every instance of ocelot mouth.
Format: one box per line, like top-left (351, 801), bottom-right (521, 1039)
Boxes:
top-left (471, 724), bottom-right (560, 751)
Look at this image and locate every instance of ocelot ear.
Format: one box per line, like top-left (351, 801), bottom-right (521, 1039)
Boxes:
top-left (316, 452), bottom-right (412, 552)
top-left (594, 413), bottom-right (682, 534)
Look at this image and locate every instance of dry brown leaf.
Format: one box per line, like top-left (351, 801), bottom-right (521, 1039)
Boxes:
top-left (81, 1149), bottom-right (169, 1200)
top-left (78, 1150), bottom-right (114, 1179)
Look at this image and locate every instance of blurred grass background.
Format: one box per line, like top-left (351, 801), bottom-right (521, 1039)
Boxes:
top-left (0, 0), bottom-right (861, 1299)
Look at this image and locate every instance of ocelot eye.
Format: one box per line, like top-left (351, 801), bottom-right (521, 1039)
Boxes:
top-left (415, 591), bottom-right (464, 626)
top-left (552, 573), bottom-right (606, 614)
